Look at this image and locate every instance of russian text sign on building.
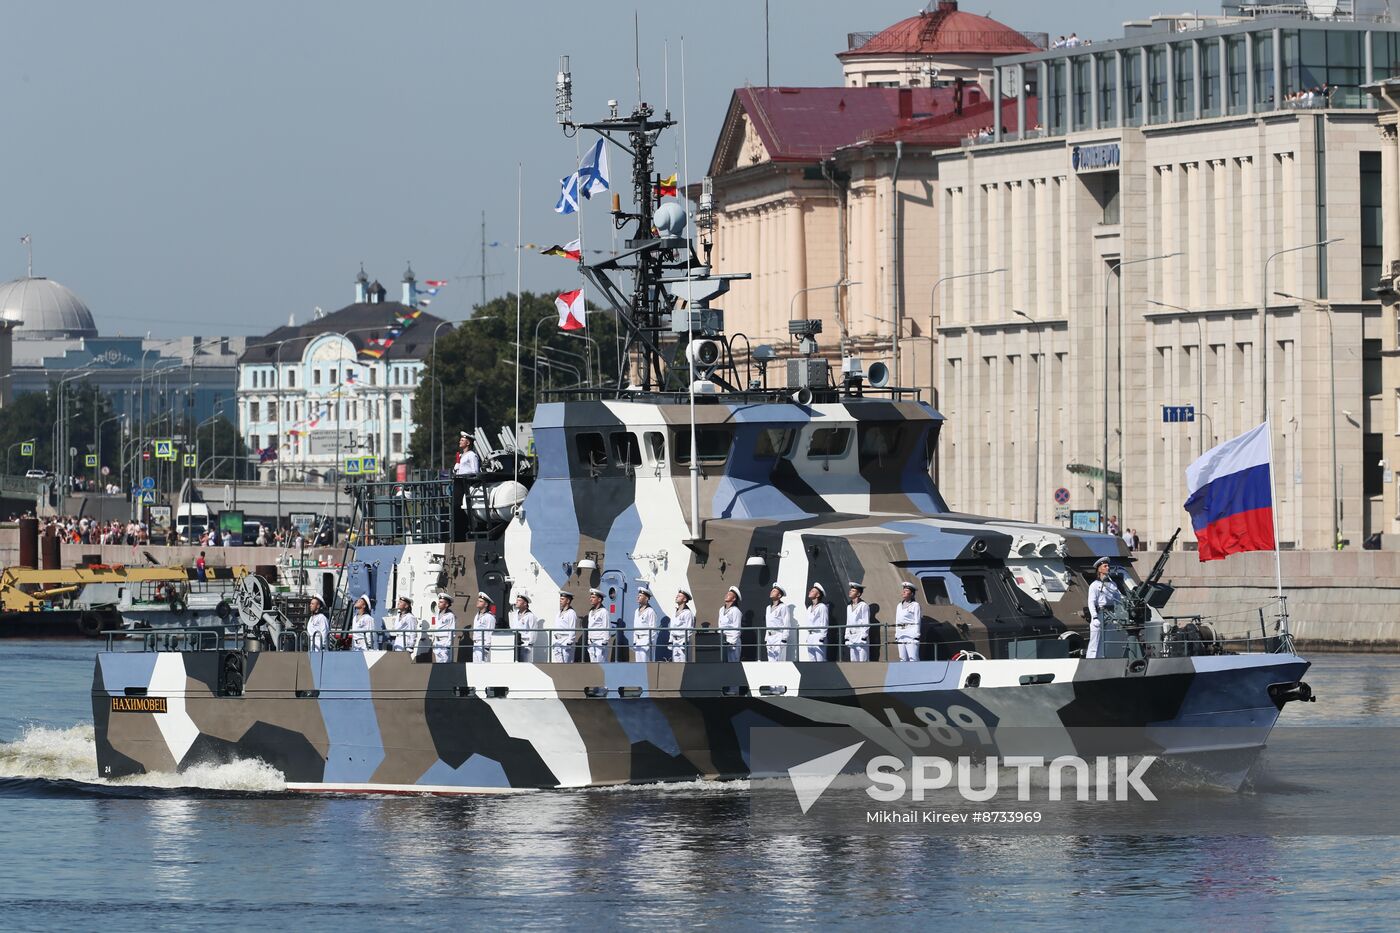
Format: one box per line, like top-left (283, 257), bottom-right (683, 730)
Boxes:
top-left (1071, 143), bottom-right (1120, 172)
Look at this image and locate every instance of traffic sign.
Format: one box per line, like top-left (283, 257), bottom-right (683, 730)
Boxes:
top-left (140, 490), bottom-right (156, 504)
top-left (361, 455), bottom-right (378, 474)
top-left (344, 457), bottom-right (363, 476)
top-left (183, 453), bottom-right (196, 467)
top-left (141, 476), bottom-right (155, 490)
top-left (19, 442), bottom-right (33, 457)
top-left (85, 454), bottom-right (97, 468)
top-left (101, 466), bottom-right (110, 477)
top-left (1162, 405), bottom-right (1195, 423)
top-left (1053, 486), bottom-right (1070, 505)
top-left (155, 439), bottom-right (174, 460)
top-left (142, 451), bottom-right (151, 461)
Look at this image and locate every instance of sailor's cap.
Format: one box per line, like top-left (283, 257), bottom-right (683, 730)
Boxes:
top-left (559, 590), bottom-right (574, 602)
top-left (811, 581), bottom-right (825, 596)
top-left (476, 591), bottom-right (490, 601)
top-left (637, 585), bottom-right (652, 598)
top-left (589, 587), bottom-right (605, 598)
top-left (848, 581), bottom-right (865, 592)
top-left (676, 586), bottom-right (692, 600)
top-left (460, 431), bottom-right (471, 439)
top-left (727, 585), bottom-right (742, 601)
top-left (770, 584), bottom-right (786, 598)
top-left (514, 592), bottom-right (531, 604)
top-left (398, 595), bottom-right (413, 607)
top-left (437, 593), bottom-right (453, 605)
top-left (1093, 557), bottom-right (1112, 569)
top-left (900, 580), bottom-right (916, 590)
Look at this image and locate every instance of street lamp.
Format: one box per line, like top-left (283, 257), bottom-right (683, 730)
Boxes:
top-left (96, 414), bottom-right (127, 489)
top-left (1276, 290), bottom-right (1341, 550)
top-left (6, 438), bottom-right (36, 476)
top-left (1261, 238), bottom-right (1340, 421)
top-left (1102, 252), bottom-right (1181, 532)
top-left (1012, 309), bottom-right (1044, 523)
top-left (927, 269), bottom-right (1004, 406)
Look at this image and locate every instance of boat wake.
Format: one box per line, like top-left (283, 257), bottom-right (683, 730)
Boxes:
top-left (0, 724), bottom-right (289, 798)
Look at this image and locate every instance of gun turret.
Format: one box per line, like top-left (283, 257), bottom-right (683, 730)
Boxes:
top-left (1127, 527), bottom-right (1180, 625)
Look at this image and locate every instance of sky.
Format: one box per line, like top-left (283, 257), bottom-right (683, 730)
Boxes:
top-left (3, 0), bottom-right (1174, 337)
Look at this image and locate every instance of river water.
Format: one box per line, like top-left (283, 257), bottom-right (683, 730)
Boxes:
top-left (2, 641), bottom-right (1398, 930)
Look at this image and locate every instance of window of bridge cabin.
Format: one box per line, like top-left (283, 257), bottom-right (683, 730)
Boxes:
top-left (921, 577), bottom-right (951, 606)
top-left (673, 428), bottom-right (732, 465)
top-left (807, 427), bottom-right (851, 459)
top-left (961, 575), bottom-right (989, 606)
top-left (754, 427), bottom-right (796, 459)
top-left (858, 424), bottom-right (903, 467)
top-left (644, 431), bottom-right (666, 463)
top-left (609, 431), bottom-right (641, 468)
top-left (575, 432), bottom-right (608, 468)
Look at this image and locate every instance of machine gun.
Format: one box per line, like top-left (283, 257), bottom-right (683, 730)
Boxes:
top-left (1125, 527), bottom-right (1180, 628)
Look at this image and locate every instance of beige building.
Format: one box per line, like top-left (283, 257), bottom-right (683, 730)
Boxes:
top-left (1366, 78), bottom-right (1400, 542)
top-left (936, 12), bottom-right (1398, 551)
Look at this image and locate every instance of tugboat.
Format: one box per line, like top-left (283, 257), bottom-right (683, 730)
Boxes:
top-left (92, 87), bottom-right (1314, 793)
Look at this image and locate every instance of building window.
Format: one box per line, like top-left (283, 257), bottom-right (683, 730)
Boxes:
top-left (1365, 433), bottom-right (1383, 497)
top-left (1292, 29), bottom-right (1364, 108)
top-left (1087, 172), bottom-right (1121, 225)
top-left (391, 398), bottom-right (402, 419)
top-left (314, 369), bottom-right (321, 386)
top-left (1362, 151), bottom-right (1383, 299)
top-left (1097, 53), bottom-right (1117, 125)
top-left (1147, 46), bottom-right (1167, 123)
top-left (1048, 61), bottom-right (1067, 135)
top-left (1365, 339), bottom-right (1383, 398)
top-left (250, 401), bottom-right (260, 422)
top-left (1252, 31), bottom-right (1275, 108)
top-left (1124, 49), bottom-right (1142, 126)
top-left (1375, 31), bottom-right (1400, 81)
top-left (1201, 41), bottom-right (1221, 117)
top-left (1172, 43), bottom-right (1194, 118)
top-left (1226, 36), bottom-right (1248, 114)
top-left (392, 432), bottom-right (403, 455)
top-left (370, 369), bottom-right (378, 386)
top-left (1072, 56), bottom-right (1091, 128)
top-left (287, 370), bottom-right (296, 388)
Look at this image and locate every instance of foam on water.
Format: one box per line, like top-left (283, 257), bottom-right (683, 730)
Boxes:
top-left (0, 723), bottom-right (286, 792)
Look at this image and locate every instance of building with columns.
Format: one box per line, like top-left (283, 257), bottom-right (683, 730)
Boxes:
top-left (936, 10), bottom-right (1399, 551)
top-left (237, 265), bottom-right (449, 483)
top-left (1365, 77), bottom-right (1400, 543)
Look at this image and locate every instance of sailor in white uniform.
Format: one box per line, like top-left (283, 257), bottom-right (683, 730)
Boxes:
top-left (349, 595), bottom-right (384, 651)
top-left (305, 596), bottom-right (330, 651)
top-left (472, 592), bottom-right (496, 663)
top-left (552, 591), bottom-right (579, 663)
top-left (391, 596), bottom-right (420, 653)
top-left (452, 432), bottom-right (482, 538)
top-left (670, 588), bottom-right (694, 662)
top-left (801, 583), bottom-right (829, 662)
top-left (454, 432), bottom-right (482, 476)
top-left (894, 581), bottom-right (921, 661)
top-left (632, 586), bottom-right (657, 662)
top-left (1086, 557), bottom-right (1121, 659)
top-left (586, 588), bottom-right (610, 662)
top-left (511, 593), bottom-right (538, 662)
top-left (718, 585), bottom-right (743, 662)
top-left (429, 594), bottom-right (457, 663)
top-left (844, 582), bottom-right (870, 662)
top-left (764, 585), bottom-right (793, 662)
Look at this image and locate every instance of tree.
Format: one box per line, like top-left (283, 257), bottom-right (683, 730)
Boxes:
top-left (194, 416), bottom-right (251, 480)
top-left (409, 291), bottom-right (619, 469)
top-left (0, 382), bottom-right (122, 479)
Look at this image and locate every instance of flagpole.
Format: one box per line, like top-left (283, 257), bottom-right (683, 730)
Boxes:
top-left (574, 126), bottom-right (589, 388)
top-left (514, 164), bottom-right (523, 493)
top-left (1266, 418), bottom-right (1288, 634)
top-left (682, 36), bottom-right (699, 543)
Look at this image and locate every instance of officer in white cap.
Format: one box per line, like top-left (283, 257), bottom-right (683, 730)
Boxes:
top-left (511, 592), bottom-right (538, 662)
top-left (670, 587), bottom-right (694, 662)
top-left (472, 591), bottom-right (496, 663)
top-left (306, 595), bottom-right (330, 651)
top-left (452, 432), bottom-right (482, 540)
top-left (552, 591), bottom-right (578, 663)
top-left (1085, 557), bottom-right (1120, 659)
top-left (586, 588), bottom-right (610, 662)
top-left (895, 581), bottom-right (921, 661)
top-left (632, 586), bottom-right (657, 662)
top-left (764, 585), bottom-right (793, 662)
top-left (801, 583), bottom-right (829, 661)
top-left (718, 585), bottom-right (743, 662)
top-left (845, 582), bottom-right (870, 662)
top-left (349, 594), bottom-right (384, 651)
top-left (430, 593), bottom-right (457, 663)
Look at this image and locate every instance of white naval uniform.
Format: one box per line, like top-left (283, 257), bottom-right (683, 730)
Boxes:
top-left (845, 600), bottom-right (870, 662)
top-left (306, 612), bottom-right (330, 651)
top-left (764, 602), bottom-right (793, 662)
top-left (429, 611), bottom-right (457, 663)
top-left (894, 599), bottom-right (921, 661)
top-left (802, 603), bottom-right (829, 661)
top-left (551, 607), bottom-right (579, 662)
top-left (586, 606), bottom-right (610, 662)
top-left (512, 609), bottom-right (538, 661)
top-left (392, 612), bottom-right (420, 653)
top-left (718, 604), bottom-right (742, 662)
top-left (472, 609), bottom-right (497, 663)
top-left (632, 604), bottom-right (657, 662)
top-left (453, 449), bottom-right (481, 476)
top-left (350, 612), bottom-right (384, 651)
top-left (670, 606), bottom-right (694, 662)
top-left (1086, 577), bottom-right (1122, 659)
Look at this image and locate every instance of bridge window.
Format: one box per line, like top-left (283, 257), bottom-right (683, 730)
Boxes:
top-left (610, 432), bottom-right (641, 468)
top-left (962, 576), bottom-right (989, 605)
top-left (644, 431), bottom-right (666, 463)
top-left (807, 427), bottom-right (851, 459)
top-left (754, 427), bottom-right (796, 459)
top-left (922, 577), bottom-right (951, 606)
top-left (674, 428), bottom-right (732, 465)
top-left (575, 432), bottom-right (608, 468)
top-left (858, 424), bottom-right (903, 465)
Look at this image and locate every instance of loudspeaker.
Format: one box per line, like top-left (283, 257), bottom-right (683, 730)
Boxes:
top-left (867, 361), bottom-right (890, 388)
top-left (790, 387), bottom-right (813, 405)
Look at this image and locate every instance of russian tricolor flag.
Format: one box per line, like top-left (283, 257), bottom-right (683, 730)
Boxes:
top-left (1184, 423), bottom-right (1276, 561)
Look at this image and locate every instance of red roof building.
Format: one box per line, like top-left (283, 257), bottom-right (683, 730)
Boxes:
top-left (838, 1), bottom-right (1042, 88)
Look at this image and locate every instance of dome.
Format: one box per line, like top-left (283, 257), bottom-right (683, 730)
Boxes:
top-left (839, 1), bottom-right (1039, 58)
top-left (0, 276), bottom-right (98, 339)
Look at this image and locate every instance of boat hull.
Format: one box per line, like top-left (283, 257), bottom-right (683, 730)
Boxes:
top-left (92, 650), bottom-right (1309, 792)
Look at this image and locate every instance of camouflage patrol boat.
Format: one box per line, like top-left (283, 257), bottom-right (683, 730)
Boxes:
top-left (92, 95), bottom-right (1314, 794)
